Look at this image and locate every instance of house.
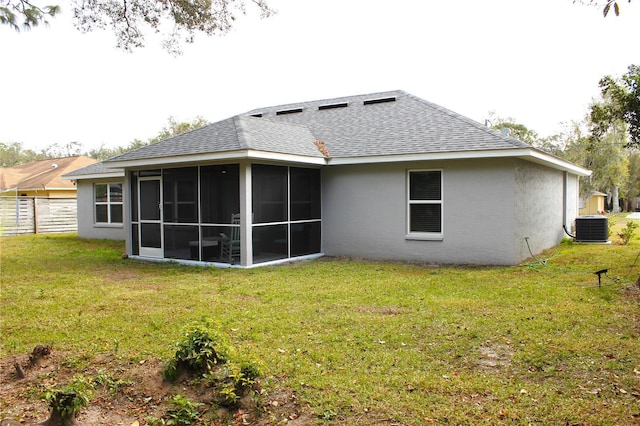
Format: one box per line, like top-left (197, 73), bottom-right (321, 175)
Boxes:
top-left (1, 156), bottom-right (97, 197)
top-left (579, 191), bottom-right (607, 216)
top-left (64, 90), bottom-right (590, 267)
top-left (62, 161), bottom-right (126, 240)
top-left (1, 156), bottom-right (98, 235)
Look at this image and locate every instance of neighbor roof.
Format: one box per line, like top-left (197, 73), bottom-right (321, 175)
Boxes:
top-left (100, 90), bottom-right (589, 176)
top-left (0, 156), bottom-right (98, 192)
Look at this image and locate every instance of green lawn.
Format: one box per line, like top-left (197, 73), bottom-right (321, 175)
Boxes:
top-left (1, 217), bottom-right (639, 424)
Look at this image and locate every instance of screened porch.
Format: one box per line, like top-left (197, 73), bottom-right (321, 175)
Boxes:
top-left (128, 163), bottom-right (321, 267)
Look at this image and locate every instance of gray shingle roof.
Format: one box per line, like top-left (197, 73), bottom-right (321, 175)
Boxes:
top-left (62, 161), bottom-right (124, 178)
top-left (105, 90), bottom-right (533, 165)
top-left (107, 117), bottom-right (240, 162)
top-left (107, 116), bottom-right (324, 163)
top-left (246, 90), bottom-right (530, 158)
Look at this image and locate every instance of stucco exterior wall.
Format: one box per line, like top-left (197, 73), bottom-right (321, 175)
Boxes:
top-left (76, 179), bottom-right (125, 240)
top-left (566, 173), bottom-right (580, 230)
top-left (513, 160), bottom-right (575, 262)
top-left (321, 158), bottom-right (521, 265)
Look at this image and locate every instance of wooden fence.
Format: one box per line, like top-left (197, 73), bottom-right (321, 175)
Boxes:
top-left (0, 197), bottom-right (78, 236)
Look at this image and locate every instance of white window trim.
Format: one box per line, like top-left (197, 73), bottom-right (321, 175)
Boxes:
top-left (406, 169), bottom-right (443, 240)
top-left (94, 183), bottom-right (123, 224)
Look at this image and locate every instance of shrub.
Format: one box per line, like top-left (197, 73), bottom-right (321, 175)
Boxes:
top-left (209, 358), bottom-right (263, 405)
top-left (163, 319), bottom-right (232, 380)
top-left (618, 220), bottom-right (639, 245)
top-left (42, 375), bottom-right (94, 424)
top-left (162, 320), bottom-right (264, 406)
top-left (146, 394), bottom-right (202, 425)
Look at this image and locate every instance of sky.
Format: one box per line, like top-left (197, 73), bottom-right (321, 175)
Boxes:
top-left (2, 0), bottom-right (638, 153)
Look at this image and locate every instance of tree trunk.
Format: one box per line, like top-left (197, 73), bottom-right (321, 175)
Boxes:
top-left (612, 186), bottom-right (620, 214)
top-left (38, 410), bottom-right (78, 426)
top-left (39, 394), bottom-right (79, 426)
top-left (38, 409), bottom-right (78, 426)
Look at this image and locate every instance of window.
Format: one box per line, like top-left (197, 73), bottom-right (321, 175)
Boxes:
top-left (407, 170), bottom-right (442, 236)
top-left (95, 183), bottom-right (123, 224)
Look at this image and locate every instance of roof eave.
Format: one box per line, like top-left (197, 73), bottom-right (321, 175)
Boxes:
top-left (62, 171), bottom-right (126, 181)
top-left (524, 149), bottom-right (591, 176)
top-left (327, 148), bottom-right (592, 176)
top-left (105, 149), bottom-right (326, 169)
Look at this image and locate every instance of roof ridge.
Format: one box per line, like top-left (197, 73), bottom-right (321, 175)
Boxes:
top-left (233, 116), bottom-right (250, 149)
top-left (246, 90), bottom-right (405, 114)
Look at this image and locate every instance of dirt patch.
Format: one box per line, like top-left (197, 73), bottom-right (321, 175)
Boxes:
top-left (356, 306), bottom-right (402, 316)
top-left (0, 348), bottom-right (313, 425)
top-left (476, 340), bottom-right (513, 370)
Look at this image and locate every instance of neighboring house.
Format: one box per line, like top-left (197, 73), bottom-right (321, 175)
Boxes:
top-left (579, 191), bottom-right (607, 216)
top-left (1, 156), bottom-right (98, 235)
top-left (0, 156), bottom-right (97, 197)
top-left (64, 90), bottom-right (590, 267)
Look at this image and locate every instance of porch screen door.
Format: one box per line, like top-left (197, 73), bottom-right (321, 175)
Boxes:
top-left (138, 177), bottom-right (163, 257)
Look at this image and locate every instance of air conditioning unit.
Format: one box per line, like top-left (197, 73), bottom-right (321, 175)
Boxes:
top-left (575, 216), bottom-right (608, 242)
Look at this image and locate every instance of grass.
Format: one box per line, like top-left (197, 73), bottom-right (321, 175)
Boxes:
top-left (1, 215), bottom-right (640, 424)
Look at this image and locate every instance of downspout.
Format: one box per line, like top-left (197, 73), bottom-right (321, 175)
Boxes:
top-left (563, 171), bottom-right (576, 238)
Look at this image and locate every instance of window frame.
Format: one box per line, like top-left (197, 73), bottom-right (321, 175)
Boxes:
top-left (406, 169), bottom-right (443, 240)
top-left (94, 182), bottom-right (123, 225)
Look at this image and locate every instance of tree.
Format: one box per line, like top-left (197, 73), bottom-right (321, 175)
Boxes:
top-left (579, 0), bottom-right (634, 16)
top-left (622, 150), bottom-right (640, 211)
top-left (0, 141), bottom-right (43, 166)
top-left (564, 117), bottom-right (629, 213)
top-left (486, 113), bottom-right (565, 156)
top-left (89, 115), bottom-right (209, 160)
top-left (489, 119), bottom-right (539, 145)
top-left (600, 0), bottom-right (632, 16)
top-left (148, 115), bottom-right (209, 144)
top-left (0, 0), bottom-right (60, 31)
top-left (1, 0), bottom-right (274, 53)
top-left (42, 141), bottom-right (83, 158)
top-left (1, 116), bottom-right (210, 165)
top-left (591, 64), bottom-right (640, 149)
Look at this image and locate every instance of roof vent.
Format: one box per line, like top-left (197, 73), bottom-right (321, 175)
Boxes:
top-left (276, 108), bottom-right (303, 115)
top-left (501, 128), bottom-right (511, 137)
top-left (363, 97), bottom-right (396, 105)
top-left (250, 113), bottom-right (263, 118)
top-left (51, 164), bottom-right (58, 169)
top-left (318, 102), bottom-right (348, 110)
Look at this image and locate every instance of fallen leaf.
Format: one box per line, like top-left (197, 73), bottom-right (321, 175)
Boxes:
top-left (130, 422), bottom-right (139, 426)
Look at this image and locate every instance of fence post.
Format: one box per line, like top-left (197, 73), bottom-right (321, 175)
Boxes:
top-left (33, 197), bottom-right (39, 234)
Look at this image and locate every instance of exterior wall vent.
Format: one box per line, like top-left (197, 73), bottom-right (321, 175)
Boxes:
top-left (276, 108), bottom-right (303, 115)
top-left (363, 97), bottom-right (396, 105)
top-left (318, 102), bottom-right (348, 110)
top-left (575, 216), bottom-right (608, 242)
